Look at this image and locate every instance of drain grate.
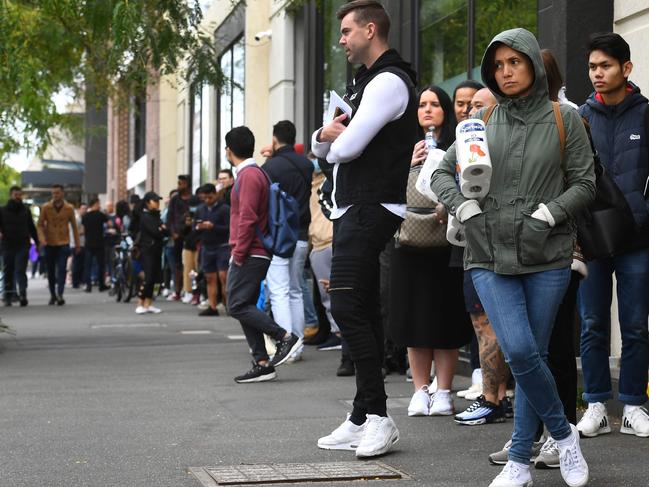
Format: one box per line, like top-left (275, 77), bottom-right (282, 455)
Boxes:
top-left (190, 461), bottom-right (404, 485)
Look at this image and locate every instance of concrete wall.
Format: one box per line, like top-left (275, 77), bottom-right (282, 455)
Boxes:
top-left (157, 76), bottom-right (179, 197)
top-left (615, 1), bottom-right (649, 94)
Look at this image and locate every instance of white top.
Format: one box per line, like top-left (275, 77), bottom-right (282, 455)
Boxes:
top-left (311, 72), bottom-right (410, 219)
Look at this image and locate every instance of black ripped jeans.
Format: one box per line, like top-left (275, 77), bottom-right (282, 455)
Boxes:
top-left (330, 204), bottom-right (403, 421)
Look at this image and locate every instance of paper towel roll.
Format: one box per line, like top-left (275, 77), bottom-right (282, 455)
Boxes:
top-left (415, 148), bottom-right (446, 203)
top-left (456, 119), bottom-right (492, 198)
top-left (446, 215), bottom-right (466, 247)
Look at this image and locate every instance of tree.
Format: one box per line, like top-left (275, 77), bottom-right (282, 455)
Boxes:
top-left (0, 163), bottom-right (21, 203)
top-left (0, 0), bottom-right (223, 161)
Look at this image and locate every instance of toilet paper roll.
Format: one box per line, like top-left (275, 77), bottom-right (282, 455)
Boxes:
top-left (446, 215), bottom-right (467, 247)
top-left (460, 174), bottom-right (490, 200)
top-left (456, 119), bottom-right (492, 198)
top-left (415, 148), bottom-right (446, 203)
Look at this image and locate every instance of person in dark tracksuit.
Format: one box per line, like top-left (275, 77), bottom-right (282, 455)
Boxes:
top-left (135, 192), bottom-right (167, 315)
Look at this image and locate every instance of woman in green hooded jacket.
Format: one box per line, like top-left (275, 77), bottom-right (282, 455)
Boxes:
top-left (432, 29), bottom-right (594, 487)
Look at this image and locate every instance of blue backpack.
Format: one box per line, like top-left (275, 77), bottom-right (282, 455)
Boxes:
top-left (236, 164), bottom-right (300, 258)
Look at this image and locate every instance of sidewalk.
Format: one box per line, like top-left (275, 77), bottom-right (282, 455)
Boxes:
top-left (0, 279), bottom-right (646, 486)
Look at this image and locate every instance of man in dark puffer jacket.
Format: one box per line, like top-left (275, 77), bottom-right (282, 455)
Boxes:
top-left (578, 32), bottom-right (649, 439)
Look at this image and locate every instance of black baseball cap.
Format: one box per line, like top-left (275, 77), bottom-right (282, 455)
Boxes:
top-left (143, 191), bottom-right (161, 203)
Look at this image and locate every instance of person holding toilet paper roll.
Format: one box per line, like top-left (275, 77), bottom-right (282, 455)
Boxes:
top-left (432, 28), bottom-right (595, 487)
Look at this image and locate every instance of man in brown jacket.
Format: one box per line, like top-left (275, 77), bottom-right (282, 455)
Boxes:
top-left (37, 184), bottom-right (80, 305)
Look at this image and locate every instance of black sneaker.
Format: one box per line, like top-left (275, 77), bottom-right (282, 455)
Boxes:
top-left (454, 395), bottom-right (505, 425)
top-left (85, 285), bottom-right (92, 293)
top-left (234, 362), bottom-right (277, 383)
top-left (317, 333), bottom-right (342, 351)
top-left (49, 296), bottom-right (57, 305)
top-left (198, 307), bottom-right (219, 317)
top-left (336, 357), bottom-right (355, 377)
top-left (56, 295), bottom-right (65, 306)
top-left (19, 297), bottom-right (28, 307)
top-left (4, 299), bottom-right (11, 307)
top-left (501, 396), bottom-right (514, 418)
top-left (270, 333), bottom-right (303, 367)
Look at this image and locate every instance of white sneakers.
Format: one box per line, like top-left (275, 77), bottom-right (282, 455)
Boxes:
top-left (576, 402), bottom-right (611, 437)
top-left (135, 305), bottom-right (162, 314)
top-left (429, 390), bottom-right (454, 416)
top-left (355, 415), bottom-right (399, 458)
top-left (557, 424), bottom-right (589, 487)
top-left (408, 386), bottom-right (431, 416)
top-left (181, 292), bottom-right (193, 304)
top-left (317, 414), bottom-right (365, 451)
top-left (489, 426), bottom-right (588, 487)
top-left (621, 405), bottom-right (649, 437)
top-left (319, 414), bottom-right (399, 458)
top-left (489, 461), bottom-right (532, 487)
top-left (578, 401), bottom-right (649, 438)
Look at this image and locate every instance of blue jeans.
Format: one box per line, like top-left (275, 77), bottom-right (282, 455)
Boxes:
top-left (45, 245), bottom-right (71, 297)
top-left (471, 267), bottom-right (572, 465)
top-left (578, 248), bottom-right (649, 406)
top-left (2, 245), bottom-right (29, 300)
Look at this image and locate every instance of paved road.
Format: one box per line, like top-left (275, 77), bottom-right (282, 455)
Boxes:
top-left (0, 278), bottom-right (647, 486)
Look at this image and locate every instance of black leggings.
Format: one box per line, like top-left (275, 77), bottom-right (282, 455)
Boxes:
top-left (139, 246), bottom-right (162, 300)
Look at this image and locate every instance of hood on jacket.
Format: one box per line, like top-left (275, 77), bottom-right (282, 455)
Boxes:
top-left (480, 28), bottom-right (547, 104)
top-left (353, 48), bottom-right (418, 88)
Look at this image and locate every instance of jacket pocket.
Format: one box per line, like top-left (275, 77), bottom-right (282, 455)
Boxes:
top-left (464, 212), bottom-right (492, 263)
top-left (519, 214), bottom-right (572, 266)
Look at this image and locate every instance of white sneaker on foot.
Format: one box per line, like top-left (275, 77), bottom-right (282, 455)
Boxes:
top-left (181, 293), bottom-right (193, 304)
top-left (317, 414), bottom-right (365, 451)
top-left (489, 461), bottom-right (533, 487)
top-left (147, 306), bottom-right (162, 314)
top-left (135, 306), bottom-right (148, 314)
top-left (558, 424), bottom-right (589, 487)
top-left (621, 405), bottom-right (649, 437)
top-left (355, 414), bottom-right (399, 458)
top-left (576, 402), bottom-right (610, 437)
top-left (429, 389), bottom-right (454, 416)
top-left (457, 382), bottom-right (482, 398)
top-left (407, 386), bottom-right (431, 416)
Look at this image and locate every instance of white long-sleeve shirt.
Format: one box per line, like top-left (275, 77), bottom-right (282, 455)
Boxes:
top-left (311, 72), bottom-right (410, 219)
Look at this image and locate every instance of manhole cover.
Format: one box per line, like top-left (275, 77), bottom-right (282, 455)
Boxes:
top-left (190, 461), bottom-right (404, 485)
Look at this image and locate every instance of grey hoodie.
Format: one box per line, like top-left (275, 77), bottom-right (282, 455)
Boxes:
top-left (431, 28), bottom-right (595, 275)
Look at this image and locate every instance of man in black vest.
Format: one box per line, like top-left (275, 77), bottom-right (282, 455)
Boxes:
top-left (0, 186), bottom-right (39, 306)
top-left (311, 0), bottom-right (418, 458)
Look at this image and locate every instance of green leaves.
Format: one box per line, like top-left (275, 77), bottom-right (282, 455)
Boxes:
top-left (0, 0), bottom-right (222, 161)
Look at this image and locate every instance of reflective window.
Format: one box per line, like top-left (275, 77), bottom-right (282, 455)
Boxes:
top-left (419, 0), bottom-right (468, 94)
top-left (218, 36), bottom-right (245, 171)
top-left (321, 0), bottom-right (348, 124)
top-left (190, 87), bottom-right (202, 190)
top-left (419, 0), bottom-right (537, 90)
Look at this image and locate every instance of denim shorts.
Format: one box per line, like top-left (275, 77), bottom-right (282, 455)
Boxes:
top-left (463, 270), bottom-right (484, 315)
top-left (202, 245), bottom-right (231, 273)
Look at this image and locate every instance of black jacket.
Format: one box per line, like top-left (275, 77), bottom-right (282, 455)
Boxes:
top-left (334, 49), bottom-right (419, 207)
top-left (0, 199), bottom-right (39, 248)
top-left (138, 209), bottom-right (167, 250)
top-left (263, 146), bottom-right (314, 240)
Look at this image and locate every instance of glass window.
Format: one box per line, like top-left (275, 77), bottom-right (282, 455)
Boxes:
top-left (419, 0), bottom-right (468, 94)
top-left (190, 87), bottom-right (202, 190)
top-left (133, 94), bottom-right (146, 163)
top-left (473, 0), bottom-right (537, 79)
top-left (218, 36), bottom-right (245, 171)
top-left (418, 0), bottom-right (537, 89)
top-left (321, 0), bottom-right (348, 124)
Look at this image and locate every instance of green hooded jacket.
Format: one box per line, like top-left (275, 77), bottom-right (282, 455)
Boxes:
top-left (431, 28), bottom-right (595, 275)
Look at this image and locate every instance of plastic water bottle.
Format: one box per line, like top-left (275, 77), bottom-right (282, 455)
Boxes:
top-left (425, 126), bottom-right (437, 150)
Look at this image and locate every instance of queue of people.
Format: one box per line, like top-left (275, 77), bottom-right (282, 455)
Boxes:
top-left (1, 2), bottom-right (648, 486)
